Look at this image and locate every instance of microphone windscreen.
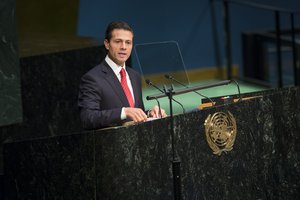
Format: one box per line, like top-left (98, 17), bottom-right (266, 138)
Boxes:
top-left (145, 79), bottom-right (151, 85)
top-left (164, 74), bottom-right (171, 79)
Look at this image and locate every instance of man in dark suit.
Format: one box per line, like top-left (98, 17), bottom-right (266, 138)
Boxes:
top-left (78, 21), bottom-right (166, 130)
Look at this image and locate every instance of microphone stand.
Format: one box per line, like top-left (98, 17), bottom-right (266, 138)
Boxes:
top-left (164, 85), bottom-right (182, 200)
top-left (147, 80), bottom-right (232, 100)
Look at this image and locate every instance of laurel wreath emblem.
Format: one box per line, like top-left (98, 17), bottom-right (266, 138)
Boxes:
top-left (204, 111), bottom-right (237, 155)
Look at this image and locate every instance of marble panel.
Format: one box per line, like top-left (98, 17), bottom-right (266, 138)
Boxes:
top-left (0, 45), bottom-right (106, 174)
top-left (94, 119), bottom-right (173, 199)
top-left (0, 0), bottom-right (22, 127)
top-left (176, 86), bottom-right (300, 199)
top-left (4, 131), bottom-right (95, 199)
top-left (17, 46), bottom-right (106, 138)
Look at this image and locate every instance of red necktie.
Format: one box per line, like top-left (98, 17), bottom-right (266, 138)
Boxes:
top-left (120, 68), bottom-right (135, 107)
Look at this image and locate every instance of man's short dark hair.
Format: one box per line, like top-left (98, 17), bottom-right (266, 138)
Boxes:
top-left (105, 21), bottom-right (134, 41)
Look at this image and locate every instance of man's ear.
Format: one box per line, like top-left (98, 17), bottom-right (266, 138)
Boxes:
top-left (104, 39), bottom-right (109, 50)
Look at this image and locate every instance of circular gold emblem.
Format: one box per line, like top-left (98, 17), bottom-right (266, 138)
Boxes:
top-left (204, 111), bottom-right (237, 155)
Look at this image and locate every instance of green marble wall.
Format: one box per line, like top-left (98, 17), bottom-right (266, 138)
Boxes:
top-left (0, 0), bottom-right (22, 127)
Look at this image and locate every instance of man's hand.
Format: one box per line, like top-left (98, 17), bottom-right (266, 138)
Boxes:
top-left (148, 105), bottom-right (167, 118)
top-left (124, 107), bottom-right (147, 123)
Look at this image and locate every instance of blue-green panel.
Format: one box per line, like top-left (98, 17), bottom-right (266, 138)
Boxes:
top-left (0, 0), bottom-right (22, 126)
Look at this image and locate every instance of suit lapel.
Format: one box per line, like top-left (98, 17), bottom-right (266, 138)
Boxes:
top-left (101, 62), bottom-right (130, 107)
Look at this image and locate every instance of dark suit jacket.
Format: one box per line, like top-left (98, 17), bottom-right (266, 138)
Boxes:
top-left (78, 60), bottom-right (145, 130)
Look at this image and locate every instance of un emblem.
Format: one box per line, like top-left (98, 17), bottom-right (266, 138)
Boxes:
top-left (204, 111), bottom-right (237, 156)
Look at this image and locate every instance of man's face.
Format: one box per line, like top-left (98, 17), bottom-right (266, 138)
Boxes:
top-left (104, 29), bottom-right (133, 66)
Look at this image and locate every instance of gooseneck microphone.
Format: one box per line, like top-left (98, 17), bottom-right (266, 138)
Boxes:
top-left (145, 80), bottom-right (163, 118)
top-left (145, 79), bottom-right (185, 114)
top-left (231, 79), bottom-right (242, 102)
top-left (164, 74), bottom-right (215, 105)
top-left (145, 79), bottom-right (164, 93)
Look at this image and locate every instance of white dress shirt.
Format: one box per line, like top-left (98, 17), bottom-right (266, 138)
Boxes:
top-left (105, 55), bottom-right (135, 120)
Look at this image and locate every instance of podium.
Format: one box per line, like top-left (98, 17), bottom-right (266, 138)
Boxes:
top-left (4, 86), bottom-right (300, 199)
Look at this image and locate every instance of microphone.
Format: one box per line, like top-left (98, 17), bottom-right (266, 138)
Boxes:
top-left (231, 79), bottom-right (242, 102)
top-left (145, 79), bottom-right (163, 118)
top-left (164, 74), bottom-right (215, 105)
top-left (145, 79), bottom-right (164, 93)
top-left (145, 79), bottom-right (185, 114)
top-left (145, 79), bottom-right (164, 118)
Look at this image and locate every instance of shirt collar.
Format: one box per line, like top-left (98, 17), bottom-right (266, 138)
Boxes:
top-left (105, 55), bottom-right (126, 75)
